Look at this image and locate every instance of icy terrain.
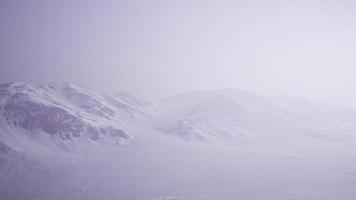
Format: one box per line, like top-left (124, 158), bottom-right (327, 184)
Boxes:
top-left (1, 82), bottom-right (356, 200)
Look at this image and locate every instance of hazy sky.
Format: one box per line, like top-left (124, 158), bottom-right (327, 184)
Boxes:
top-left (1, 0), bottom-right (356, 105)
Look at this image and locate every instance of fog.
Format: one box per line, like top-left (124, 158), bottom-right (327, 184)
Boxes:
top-left (1, 0), bottom-right (356, 106)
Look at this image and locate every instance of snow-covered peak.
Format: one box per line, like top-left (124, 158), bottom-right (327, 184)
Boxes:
top-left (0, 82), bottom-right (153, 150)
top-left (155, 88), bottom-right (356, 144)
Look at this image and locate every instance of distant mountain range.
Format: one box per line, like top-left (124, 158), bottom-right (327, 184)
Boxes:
top-left (1, 82), bottom-right (356, 150)
top-left (1, 82), bottom-right (356, 200)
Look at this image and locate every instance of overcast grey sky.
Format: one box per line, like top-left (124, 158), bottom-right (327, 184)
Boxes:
top-left (1, 0), bottom-right (356, 105)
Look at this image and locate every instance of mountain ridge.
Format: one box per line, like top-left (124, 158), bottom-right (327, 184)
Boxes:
top-left (0, 82), bottom-right (155, 152)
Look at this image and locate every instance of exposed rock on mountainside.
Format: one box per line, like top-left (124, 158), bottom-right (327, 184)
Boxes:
top-left (0, 82), bottom-right (154, 143)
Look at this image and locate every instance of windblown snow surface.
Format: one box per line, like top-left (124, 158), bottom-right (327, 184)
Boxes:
top-left (1, 83), bottom-right (356, 200)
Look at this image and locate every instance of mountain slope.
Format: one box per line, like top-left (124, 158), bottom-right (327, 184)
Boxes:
top-left (154, 88), bottom-right (356, 145)
top-left (0, 82), bottom-right (153, 152)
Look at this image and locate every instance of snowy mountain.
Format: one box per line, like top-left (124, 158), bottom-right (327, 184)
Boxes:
top-left (0, 82), bottom-right (154, 152)
top-left (1, 83), bottom-right (356, 200)
top-left (5, 82), bottom-right (354, 150)
top-left (155, 88), bottom-right (356, 145)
